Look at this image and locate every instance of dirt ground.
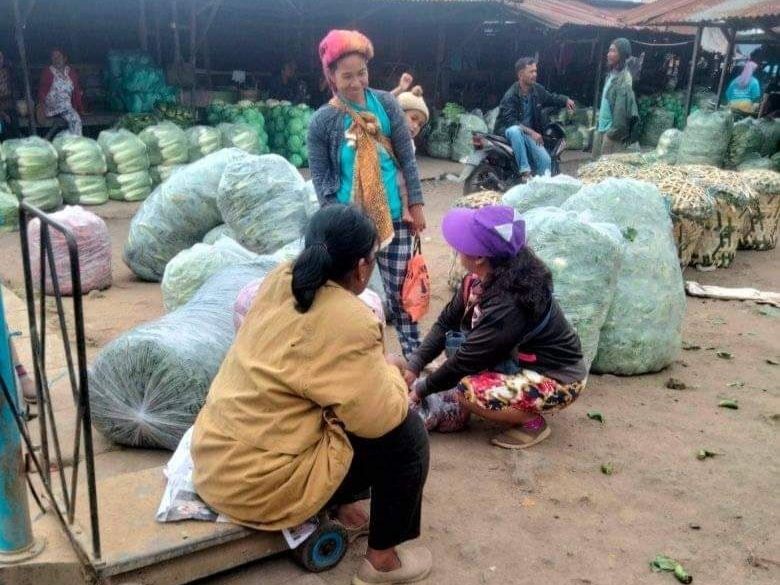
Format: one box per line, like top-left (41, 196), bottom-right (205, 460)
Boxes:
top-left (1, 155), bottom-right (778, 585)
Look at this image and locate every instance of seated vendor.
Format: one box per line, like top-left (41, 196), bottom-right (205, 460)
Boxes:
top-left (725, 61), bottom-right (762, 113)
top-left (404, 205), bottom-right (587, 449)
top-left (191, 205), bottom-right (432, 585)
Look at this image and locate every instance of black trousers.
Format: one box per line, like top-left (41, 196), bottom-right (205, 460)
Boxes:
top-left (329, 412), bottom-right (430, 550)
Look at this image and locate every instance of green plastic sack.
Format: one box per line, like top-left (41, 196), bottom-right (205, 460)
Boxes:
top-left (2, 137), bottom-right (58, 180)
top-left (9, 178), bottom-right (62, 211)
top-left (562, 178), bottom-right (685, 375)
top-left (726, 118), bottom-right (764, 169)
top-left (0, 182), bottom-right (18, 233)
top-left (150, 164), bottom-right (186, 186)
top-left (202, 224), bottom-right (236, 244)
top-left (59, 174), bottom-right (109, 206)
top-left (99, 129), bottom-right (150, 174)
top-left (451, 114), bottom-right (488, 163)
top-left (138, 121), bottom-right (189, 166)
top-left (426, 117), bottom-right (454, 159)
top-left (106, 171), bottom-right (152, 202)
top-left (52, 134), bottom-right (107, 175)
top-left (522, 207), bottom-right (623, 368)
top-left (186, 126), bottom-right (222, 161)
top-left (640, 108), bottom-right (675, 148)
top-left (217, 154), bottom-right (308, 254)
top-left (502, 174), bottom-right (582, 214)
top-left (678, 110), bottom-right (733, 167)
top-left (218, 123), bottom-right (260, 154)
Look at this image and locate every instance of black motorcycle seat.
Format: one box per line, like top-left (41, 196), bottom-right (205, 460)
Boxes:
top-left (485, 133), bottom-right (510, 145)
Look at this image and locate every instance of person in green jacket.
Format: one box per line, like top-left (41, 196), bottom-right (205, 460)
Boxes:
top-left (595, 38), bottom-right (639, 157)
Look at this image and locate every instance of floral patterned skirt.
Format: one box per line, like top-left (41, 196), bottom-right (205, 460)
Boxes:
top-left (460, 369), bottom-right (586, 413)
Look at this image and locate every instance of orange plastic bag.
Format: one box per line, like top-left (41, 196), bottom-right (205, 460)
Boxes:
top-left (402, 236), bottom-right (430, 322)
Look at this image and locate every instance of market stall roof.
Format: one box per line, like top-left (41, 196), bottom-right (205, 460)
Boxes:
top-left (507, 0), bottom-right (628, 29)
top-left (621, 0), bottom-right (780, 28)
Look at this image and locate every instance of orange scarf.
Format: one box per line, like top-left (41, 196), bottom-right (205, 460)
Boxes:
top-left (331, 96), bottom-right (396, 248)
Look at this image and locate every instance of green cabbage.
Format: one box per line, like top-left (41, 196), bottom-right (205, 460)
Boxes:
top-left (186, 126), bottom-right (222, 161)
top-left (106, 171), bottom-right (152, 202)
top-left (218, 123), bottom-right (260, 154)
top-left (59, 174), bottom-right (109, 206)
top-left (2, 137), bottom-right (58, 180)
top-left (52, 134), bottom-right (107, 175)
top-left (138, 121), bottom-right (189, 166)
top-left (9, 177), bottom-right (62, 211)
top-left (98, 129), bottom-right (150, 173)
top-left (150, 164), bottom-right (186, 186)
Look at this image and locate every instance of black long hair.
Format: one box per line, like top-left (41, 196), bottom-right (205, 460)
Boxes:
top-left (481, 247), bottom-right (553, 322)
top-left (292, 205), bottom-right (377, 312)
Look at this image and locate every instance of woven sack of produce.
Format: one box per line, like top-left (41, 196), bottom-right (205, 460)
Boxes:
top-left (737, 157), bottom-right (773, 171)
top-left (522, 207), bottom-right (623, 368)
top-left (640, 107), bottom-right (675, 148)
top-left (88, 264), bottom-right (269, 450)
top-left (502, 174), bottom-right (582, 214)
top-left (677, 110), bottom-right (733, 167)
top-left (755, 118), bottom-right (780, 157)
top-left (738, 169), bottom-right (780, 250)
top-left (123, 148), bottom-right (245, 281)
top-left (150, 164), bottom-right (186, 186)
top-left (0, 183), bottom-right (18, 233)
top-left (161, 236), bottom-right (272, 311)
top-left (679, 165), bottom-right (757, 268)
top-left (562, 178), bottom-right (685, 375)
top-left (186, 126), bottom-right (223, 161)
top-left (2, 137), bottom-right (58, 180)
top-left (451, 114), bottom-right (488, 163)
top-left (138, 121), bottom-right (189, 166)
top-left (425, 116), bottom-right (454, 160)
top-left (446, 191), bottom-right (504, 290)
top-left (59, 174), bottom-right (109, 206)
top-left (577, 160), bottom-right (635, 184)
top-left (217, 154), bottom-right (308, 254)
top-left (52, 134), bottom-right (107, 175)
top-left (202, 224), bottom-right (236, 244)
top-left (106, 170), bottom-right (152, 202)
top-left (28, 206), bottom-right (112, 295)
top-left (98, 129), bottom-right (150, 174)
top-left (655, 129), bottom-right (682, 164)
top-left (218, 123), bottom-right (260, 154)
top-left (726, 118), bottom-right (764, 169)
top-left (9, 178), bottom-right (62, 211)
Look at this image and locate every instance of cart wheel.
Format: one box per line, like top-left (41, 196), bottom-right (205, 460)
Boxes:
top-left (292, 520), bottom-right (348, 573)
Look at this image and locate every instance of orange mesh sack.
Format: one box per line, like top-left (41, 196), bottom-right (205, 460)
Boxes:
top-left (401, 236), bottom-right (430, 322)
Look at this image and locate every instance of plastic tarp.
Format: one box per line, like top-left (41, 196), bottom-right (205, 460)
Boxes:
top-left (59, 174), bottom-right (109, 206)
top-left (52, 134), bottom-right (107, 175)
top-left (28, 206), bottom-right (112, 295)
top-left (138, 121), bottom-right (189, 166)
top-left (106, 171), bottom-right (152, 202)
top-left (677, 110), bottom-right (733, 168)
top-left (98, 129), bottom-right (151, 174)
top-left (2, 137), bottom-right (58, 180)
top-left (186, 126), bottom-right (223, 161)
top-left (123, 148), bottom-right (246, 281)
top-left (502, 175), bottom-right (582, 214)
top-left (0, 183), bottom-right (18, 233)
top-left (9, 178), bottom-right (62, 211)
top-left (88, 264), bottom-right (270, 450)
top-left (562, 178), bottom-right (685, 375)
top-left (217, 154), bottom-right (308, 254)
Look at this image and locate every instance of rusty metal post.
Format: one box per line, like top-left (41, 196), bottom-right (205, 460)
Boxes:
top-left (684, 26), bottom-right (703, 117)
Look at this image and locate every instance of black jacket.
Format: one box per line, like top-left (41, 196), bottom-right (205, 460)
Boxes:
top-left (494, 82), bottom-right (569, 136)
top-left (408, 276), bottom-right (586, 398)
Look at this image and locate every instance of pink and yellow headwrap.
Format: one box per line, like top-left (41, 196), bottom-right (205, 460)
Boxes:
top-left (319, 29), bottom-right (374, 87)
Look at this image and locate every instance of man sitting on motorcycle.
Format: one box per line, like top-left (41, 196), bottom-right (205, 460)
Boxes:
top-left (494, 57), bottom-right (575, 180)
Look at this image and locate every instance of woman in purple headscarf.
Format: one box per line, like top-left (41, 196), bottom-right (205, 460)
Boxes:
top-left (726, 61), bottom-right (762, 110)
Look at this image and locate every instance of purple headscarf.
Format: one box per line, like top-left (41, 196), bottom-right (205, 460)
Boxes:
top-left (737, 61), bottom-right (757, 89)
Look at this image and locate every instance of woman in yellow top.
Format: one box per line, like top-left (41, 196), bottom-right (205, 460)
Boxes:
top-left (191, 205), bottom-right (432, 585)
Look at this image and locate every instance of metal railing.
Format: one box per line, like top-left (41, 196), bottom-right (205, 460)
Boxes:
top-left (4, 201), bottom-right (102, 567)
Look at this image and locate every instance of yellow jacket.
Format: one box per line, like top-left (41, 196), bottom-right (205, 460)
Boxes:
top-left (191, 263), bottom-right (408, 530)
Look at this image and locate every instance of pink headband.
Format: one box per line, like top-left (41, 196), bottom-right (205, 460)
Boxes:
top-left (319, 29), bottom-right (374, 92)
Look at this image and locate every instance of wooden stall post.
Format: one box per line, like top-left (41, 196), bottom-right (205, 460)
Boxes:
top-left (11, 0), bottom-right (37, 135)
top-left (715, 27), bottom-right (736, 108)
top-left (684, 25), bottom-right (703, 117)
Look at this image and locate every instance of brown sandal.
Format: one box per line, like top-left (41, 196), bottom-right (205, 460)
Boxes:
top-left (491, 421), bottom-right (551, 450)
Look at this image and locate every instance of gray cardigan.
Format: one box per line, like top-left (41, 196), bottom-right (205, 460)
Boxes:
top-left (307, 89), bottom-right (424, 209)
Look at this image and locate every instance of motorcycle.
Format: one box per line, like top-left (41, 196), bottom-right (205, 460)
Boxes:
top-left (461, 122), bottom-right (567, 195)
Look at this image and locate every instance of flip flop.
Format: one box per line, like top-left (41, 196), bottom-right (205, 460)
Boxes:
top-left (491, 424), bottom-right (551, 450)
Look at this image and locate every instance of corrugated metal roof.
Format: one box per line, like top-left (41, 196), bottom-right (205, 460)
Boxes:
top-left (622, 0), bottom-right (780, 27)
top-left (509, 0), bottom-right (625, 29)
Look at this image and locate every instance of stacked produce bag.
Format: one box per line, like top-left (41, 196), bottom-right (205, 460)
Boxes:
top-left (426, 103), bottom-right (465, 160)
top-left (218, 123), bottom-right (261, 155)
top-left (106, 51), bottom-right (177, 113)
top-left (0, 147), bottom-right (18, 233)
top-left (677, 109), bottom-right (733, 167)
top-left (98, 129), bottom-right (153, 202)
top-left (206, 101), bottom-right (270, 155)
top-left (186, 125), bottom-right (223, 161)
top-left (53, 134), bottom-right (109, 205)
top-left (138, 122), bottom-right (189, 186)
top-left (2, 137), bottom-right (62, 211)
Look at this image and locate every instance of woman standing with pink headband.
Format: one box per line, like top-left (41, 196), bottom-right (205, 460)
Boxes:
top-left (308, 29), bottom-right (426, 361)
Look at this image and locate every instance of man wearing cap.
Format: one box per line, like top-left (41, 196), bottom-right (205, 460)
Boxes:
top-left (595, 38), bottom-right (640, 157)
top-left (403, 205), bottom-right (588, 449)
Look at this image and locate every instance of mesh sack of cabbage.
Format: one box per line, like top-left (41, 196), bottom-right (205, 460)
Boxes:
top-left (677, 110), bottom-right (733, 168)
top-left (88, 264), bottom-right (270, 450)
top-left (654, 129), bottom-right (683, 164)
top-left (59, 174), bottom-right (109, 206)
top-left (0, 183), bottom-right (19, 233)
top-left (521, 207), bottom-right (623, 369)
top-left (451, 114), bottom-right (488, 163)
top-left (98, 129), bottom-right (151, 174)
top-left (217, 154), bottom-right (308, 254)
top-left (28, 206), bottom-right (112, 295)
top-left (186, 126), bottom-right (223, 161)
top-left (725, 118), bottom-right (764, 169)
top-left (138, 121), bottom-right (189, 167)
top-left (52, 133), bottom-right (107, 175)
top-left (755, 118), bottom-right (780, 157)
top-left (640, 108), bottom-right (675, 148)
top-left (161, 237), bottom-right (274, 311)
top-left (123, 148), bottom-right (247, 281)
top-left (502, 174), bottom-right (582, 215)
top-left (9, 178), bottom-right (63, 211)
top-left (738, 169), bottom-right (780, 250)
top-left (562, 178), bottom-right (686, 375)
top-left (425, 117), bottom-right (454, 160)
top-left (2, 136), bottom-right (58, 180)
top-left (218, 123), bottom-right (260, 155)
top-left (106, 170), bottom-right (153, 202)
top-left (150, 164), bottom-right (186, 186)
top-left (202, 224), bottom-right (236, 244)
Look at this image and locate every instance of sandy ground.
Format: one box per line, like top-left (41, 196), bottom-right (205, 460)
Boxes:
top-left (0, 155), bottom-right (778, 585)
